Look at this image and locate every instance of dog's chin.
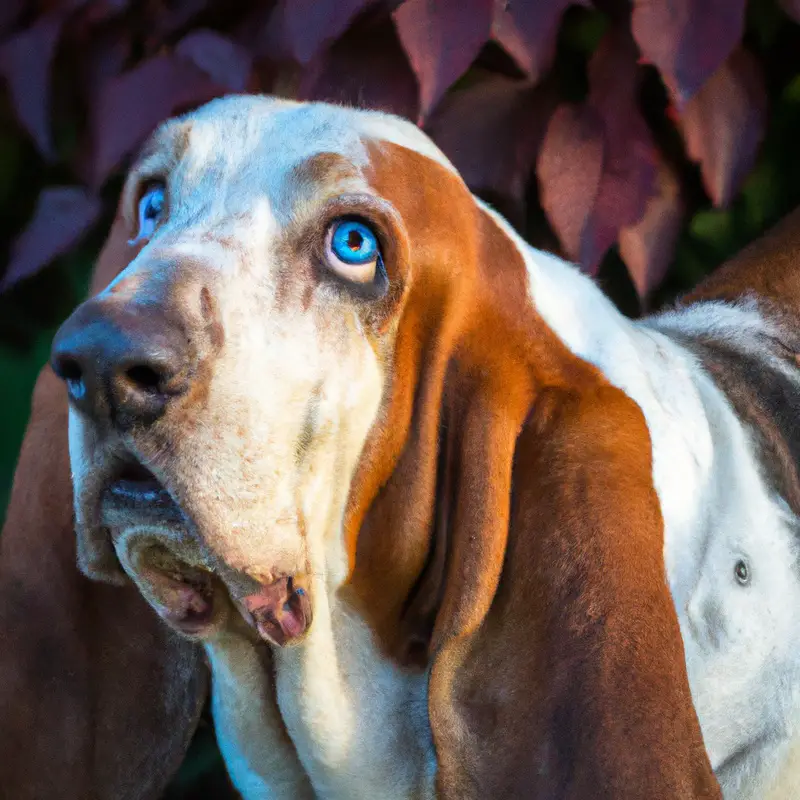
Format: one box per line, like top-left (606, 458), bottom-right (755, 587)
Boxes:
top-left (73, 460), bottom-right (223, 639)
top-left (81, 459), bottom-right (314, 645)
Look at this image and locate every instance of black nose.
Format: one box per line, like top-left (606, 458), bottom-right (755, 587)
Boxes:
top-left (51, 299), bottom-right (194, 428)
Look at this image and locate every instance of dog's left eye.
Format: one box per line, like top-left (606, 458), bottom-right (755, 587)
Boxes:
top-left (137, 183), bottom-right (166, 239)
top-left (325, 220), bottom-right (381, 284)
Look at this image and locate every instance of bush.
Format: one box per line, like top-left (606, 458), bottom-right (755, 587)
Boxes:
top-left (2, 0), bottom-right (800, 794)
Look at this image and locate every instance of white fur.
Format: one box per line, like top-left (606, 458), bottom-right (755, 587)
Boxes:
top-left (485, 202), bottom-right (800, 798)
top-left (206, 598), bottom-right (435, 800)
top-left (205, 629), bottom-right (313, 799)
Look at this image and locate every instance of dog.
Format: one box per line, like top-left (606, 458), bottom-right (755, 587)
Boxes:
top-left (3, 95), bottom-right (797, 798)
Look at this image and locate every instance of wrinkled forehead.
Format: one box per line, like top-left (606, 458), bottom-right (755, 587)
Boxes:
top-left (132, 95), bottom-right (456, 220)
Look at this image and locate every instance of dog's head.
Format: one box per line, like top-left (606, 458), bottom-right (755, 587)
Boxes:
top-left (51, 95), bottom-right (544, 650)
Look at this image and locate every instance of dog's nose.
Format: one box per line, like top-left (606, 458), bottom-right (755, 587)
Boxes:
top-left (51, 298), bottom-right (193, 428)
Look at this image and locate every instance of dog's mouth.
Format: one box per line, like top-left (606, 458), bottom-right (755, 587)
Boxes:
top-left (95, 456), bottom-right (313, 645)
top-left (100, 459), bottom-right (184, 524)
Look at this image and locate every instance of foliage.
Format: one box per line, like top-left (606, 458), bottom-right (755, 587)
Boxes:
top-left (2, 0), bottom-right (800, 795)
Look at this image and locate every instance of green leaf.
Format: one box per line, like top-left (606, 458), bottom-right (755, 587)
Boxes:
top-left (689, 208), bottom-right (737, 251)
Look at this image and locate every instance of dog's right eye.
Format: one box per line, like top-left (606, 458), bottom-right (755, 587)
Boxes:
top-left (325, 219), bottom-right (381, 284)
top-left (137, 183), bottom-right (166, 239)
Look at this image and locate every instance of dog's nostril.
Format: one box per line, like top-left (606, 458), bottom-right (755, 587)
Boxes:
top-left (55, 357), bottom-right (82, 382)
top-left (53, 356), bottom-right (87, 400)
top-left (126, 364), bottom-right (163, 392)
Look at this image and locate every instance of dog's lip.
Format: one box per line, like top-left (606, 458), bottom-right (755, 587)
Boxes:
top-left (239, 575), bottom-right (313, 647)
top-left (99, 459), bottom-right (185, 523)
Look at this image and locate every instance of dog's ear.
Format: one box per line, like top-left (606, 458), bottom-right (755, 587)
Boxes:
top-left (346, 143), bottom-right (719, 796)
top-left (427, 383), bottom-right (721, 798)
top-left (0, 212), bottom-right (208, 799)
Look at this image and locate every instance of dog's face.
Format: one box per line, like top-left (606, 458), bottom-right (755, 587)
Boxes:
top-left (52, 96), bottom-right (462, 645)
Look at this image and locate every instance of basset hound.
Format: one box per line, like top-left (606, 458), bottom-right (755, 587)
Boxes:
top-left (0, 95), bottom-right (797, 799)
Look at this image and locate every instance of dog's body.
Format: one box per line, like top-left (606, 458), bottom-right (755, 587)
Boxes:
top-left (507, 225), bottom-right (800, 797)
top-left (2, 95), bottom-right (800, 799)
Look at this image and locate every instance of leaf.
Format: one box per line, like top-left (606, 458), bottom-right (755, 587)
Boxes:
top-left (393, 0), bottom-right (493, 121)
top-left (92, 54), bottom-right (222, 186)
top-left (631, 0), bottom-right (746, 105)
top-left (261, 1), bottom-right (403, 65)
top-left (491, 0), bottom-right (589, 79)
top-left (689, 207), bottom-right (737, 256)
top-left (618, 158), bottom-right (683, 298)
top-left (176, 30), bottom-right (253, 92)
top-left (426, 73), bottom-right (555, 220)
top-left (679, 49), bottom-right (767, 207)
top-left (0, 12), bottom-right (65, 159)
top-left (537, 29), bottom-right (657, 272)
top-left (297, 16), bottom-right (418, 120)
top-left (393, 0), bottom-right (592, 120)
top-left (537, 104), bottom-right (605, 263)
top-left (1, 187), bottom-right (102, 292)
top-left (276, 0), bottom-right (376, 65)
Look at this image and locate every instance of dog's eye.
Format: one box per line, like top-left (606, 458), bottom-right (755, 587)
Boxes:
top-left (137, 183), bottom-right (166, 239)
top-left (325, 220), bottom-right (381, 284)
top-left (734, 559), bottom-right (750, 586)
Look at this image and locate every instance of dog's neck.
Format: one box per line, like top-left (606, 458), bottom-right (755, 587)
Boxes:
top-left (510, 216), bottom-right (800, 796)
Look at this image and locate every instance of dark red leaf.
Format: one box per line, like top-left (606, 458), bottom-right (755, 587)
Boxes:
top-left (631, 0), bottom-right (746, 105)
top-left (92, 54), bottom-right (222, 186)
top-left (679, 49), bottom-right (767, 207)
top-left (538, 30), bottom-right (657, 272)
top-left (618, 157), bottom-right (684, 298)
top-left (1, 186), bottom-right (102, 291)
top-left (781, 0), bottom-right (800, 22)
top-left (0, 12), bottom-right (64, 159)
top-left (297, 17), bottom-right (418, 120)
top-left (426, 74), bottom-right (555, 220)
top-left (394, 0), bottom-right (492, 121)
top-left (259, 1), bottom-right (403, 65)
top-left (537, 104), bottom-right (605, 267)
top-left (491, 0), bottom-right (588, 79)
top-left (176, 29), bottom-right (253, 92)
top-left (581, 32), bottom-right (658, 268)
top-left (278, 0), bottom-right (375, 65)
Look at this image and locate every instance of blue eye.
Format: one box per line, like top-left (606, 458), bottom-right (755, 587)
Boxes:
top-left (137, 183), bottom-right (165, 239)
top-left (329, 220), bottom-right (379, 266)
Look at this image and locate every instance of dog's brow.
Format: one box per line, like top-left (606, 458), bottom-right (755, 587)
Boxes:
top-left (132, 121), bottom-right (192, 178)
top-left (289, 152), bottom-right (361, 190)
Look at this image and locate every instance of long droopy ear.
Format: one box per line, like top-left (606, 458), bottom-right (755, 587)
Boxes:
top-left (348, 143), bottom-right (720, 798)
top-left (0, 214), bottom-right (208, 799)
top-left (429, 384), bottom-right (721, 798)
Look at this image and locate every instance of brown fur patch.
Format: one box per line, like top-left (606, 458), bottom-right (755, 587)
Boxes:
top-left (0, 376), bottom-right (207, 798)
top-left (339, 141), bottom-right (720, 797)
top-left (685, 207), bottom-right (800, 315)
